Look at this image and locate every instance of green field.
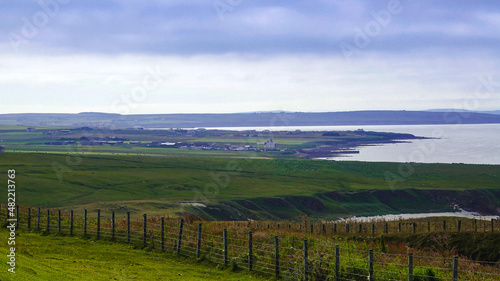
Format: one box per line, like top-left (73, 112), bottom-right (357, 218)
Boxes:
top-left (0, 125), bottom-right (425, 159)
top-left (1, 153), bottom-right (498, 220)
top-left (0, 229), bottom-right (266, 281)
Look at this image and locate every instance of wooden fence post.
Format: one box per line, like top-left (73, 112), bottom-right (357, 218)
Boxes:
top-left (97, 209), bottom-right (101, 239)
top-left (359, 224), bottom-right (362, 233)
top-left (223, 228), bottom-right (228, 266)
top-left (368, 249), bottom-right (374, 281)
top-left (492, 219), bottom-right (495, 232)
top-left (58, 210), bottom-right (61, 233)
top-left (398, 222), bottom-right (401, 232)
top-left (196, 223), bottom-right (202, 258)
top-left (37, 207), bottom-right (40, 231)
top-left (28, 208), bottom-right (31, 229)
top-left (177, 219), bottom-right (184, 254)
top-left (408, 253), bottom-right (413, 281)
top-left (274, 236), bottom-right (279, 278)
top-left (248, 231), bottom-right (253, 271)
top-left (84, 209), bottom-right (87, 236)
top-left (70, 210), bottom-right (74, 236)
top-left (413, 222), bottom-right (416, 234)
top-left (161, 218), bottom-right (165, 251)
top-left (335, 245), bottom-right (340, 281)
top-left (443, 220), bottom-right (446, 231)
top-left (143, 214), bottom-right (147, 246)
top-left (384, 223), bottom-right (388, 234)
top-left (303, 240), bottom-right (308, 281)
top-left (345, 224), bottom-right (349, 233)
top-left (310, 224), bottom-right (313, 234)
top-left (458, 220), bottom-right (461, 232)
top-left (452, 256), bottom-right (458, 281)
top-left (371, 224), bottom-right (375, 234)
top-left (428, 221), bottom-right (430, 232)
top-left (112, 211), bottom-right (115, 240)
top-left (334, 223), bottom-right (337, 233)
top-left (127, 212), bottom-right (130, 243)
top-left (46, 209), bottom-right (50, 233)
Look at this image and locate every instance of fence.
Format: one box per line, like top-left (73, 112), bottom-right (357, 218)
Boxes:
top-left (3, 204), bottom-right (500, 281)
top-left (231, 217), bottom-right (500, 236)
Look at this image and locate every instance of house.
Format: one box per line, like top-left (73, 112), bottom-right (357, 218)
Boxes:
top-left (263, 139), bottom-right (277, 150)
top-left (0, 146), bottom-right (5, 153)
top-left (45, 142), bottom-right (64, 145)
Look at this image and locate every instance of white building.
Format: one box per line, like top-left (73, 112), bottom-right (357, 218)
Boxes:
top-left (263, 139), bottom-right (277, 149)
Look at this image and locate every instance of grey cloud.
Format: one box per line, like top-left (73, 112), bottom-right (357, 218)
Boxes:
top-left (2, 0), bottom-right (500, 56)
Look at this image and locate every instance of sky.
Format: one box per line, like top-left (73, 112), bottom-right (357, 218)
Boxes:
top-left (1, 0), bottom-right (499, 114)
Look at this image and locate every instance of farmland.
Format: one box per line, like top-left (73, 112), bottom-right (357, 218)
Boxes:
top-left (0, 153), bottom-right (498, 220)
top-left (0, 125), bottom-right (426, 159)
top-left (3, 206), bottom-right (500, 280)
top-left (1, 125), bottom-right (500, 280)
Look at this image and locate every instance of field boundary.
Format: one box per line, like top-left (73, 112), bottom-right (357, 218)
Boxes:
top-left (4, 204), bottom-right (500, 281)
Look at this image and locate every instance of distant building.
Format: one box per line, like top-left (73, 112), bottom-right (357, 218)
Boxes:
top-left (263, 139), bottom-right (277, 150)
top-left (0, 146), bottom-right (5, 153)
top-left (26, 127), bottom-right (36, 132)
top-left (354, 129), bottom-right (365, 136)
top-left (45, 142), bottom-right (64, 145)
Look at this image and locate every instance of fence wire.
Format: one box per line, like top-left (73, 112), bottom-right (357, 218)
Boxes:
top-left (5, 205), bottom-right (500, 281)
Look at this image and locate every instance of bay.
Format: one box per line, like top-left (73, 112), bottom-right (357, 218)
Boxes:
top-left (162, 124), bottom-right (500, 165)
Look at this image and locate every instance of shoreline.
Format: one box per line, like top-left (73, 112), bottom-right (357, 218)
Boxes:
top-left (296, 139), bottom-right (426, 159)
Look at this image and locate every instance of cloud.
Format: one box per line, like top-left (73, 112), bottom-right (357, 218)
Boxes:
top-left (1, 0), bottom-right (499, 56)
top-left (1, 0), bottom-right (499, 114)
top-left (1, 51), bottom-right (498, 114)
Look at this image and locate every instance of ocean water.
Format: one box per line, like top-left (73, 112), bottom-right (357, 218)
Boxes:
top-left (187, 124), bottom-right (500, 165)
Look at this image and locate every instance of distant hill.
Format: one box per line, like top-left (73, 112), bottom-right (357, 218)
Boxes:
top-left (1, 110), bottom-right (500, 128)
top-left (427, 109), bottom-right (500, 115)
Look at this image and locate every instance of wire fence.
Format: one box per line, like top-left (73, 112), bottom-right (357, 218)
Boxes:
top-left (4, 204), bottom-right (500, 281)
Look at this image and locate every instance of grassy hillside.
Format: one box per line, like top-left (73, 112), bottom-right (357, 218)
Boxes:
top-left (0, 153), bottom-right (499, 219)
top-left (0, 229), bottom-right (265, 281)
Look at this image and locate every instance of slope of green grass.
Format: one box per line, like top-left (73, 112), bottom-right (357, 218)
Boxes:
top-left (0, 153), bottom-right (498, 219)
top-left (0, 229), bottom-right (266, 281)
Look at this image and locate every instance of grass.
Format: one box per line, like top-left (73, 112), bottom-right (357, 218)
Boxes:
top-left (192, 138), bottom-right (310, 145)
top-left (0, 229), bottom-right (267, 281)
top-left (0, 153), bottom-right (498, 220)
top-left (0, 125), bottom-right (419, 158)
top-left (3, 211), bottom-right (499, 281)
top-left (4, 145), bottom-right (281, 159)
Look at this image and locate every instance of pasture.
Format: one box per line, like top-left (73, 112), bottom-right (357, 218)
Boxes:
top-left (0, 153), bottom-right (498, 219)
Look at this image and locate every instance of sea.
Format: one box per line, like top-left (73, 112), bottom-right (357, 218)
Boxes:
top-left (170, 123), bottom-right (500, 220)
top-left (183, 124), bottom-right (500, 165)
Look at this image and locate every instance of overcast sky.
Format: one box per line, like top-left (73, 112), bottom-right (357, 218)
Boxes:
top-left (1, 0), bottom-right (499, 114)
